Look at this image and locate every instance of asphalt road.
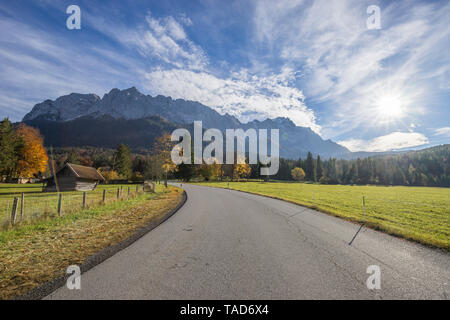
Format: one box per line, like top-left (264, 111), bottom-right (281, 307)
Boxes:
top-left (46, 183), bottom-right (450, 299)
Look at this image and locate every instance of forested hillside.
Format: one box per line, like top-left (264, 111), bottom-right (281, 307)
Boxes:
top-left (257, 145), bottom-right (449, 187)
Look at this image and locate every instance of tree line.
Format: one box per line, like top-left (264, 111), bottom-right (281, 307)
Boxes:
top-left (252, 146), bottom-right (449, 187)
top-left (51, 133), bottom-right (252, 184)
top-left (1, 116), bottom-right (448, 187)
top-left (52, 143), bottom-right (450, 187)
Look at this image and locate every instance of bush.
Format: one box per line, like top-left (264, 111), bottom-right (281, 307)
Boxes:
top-left (319, 176), bottom-right (331, 184)
top-left (291, 167), bottom-right (305, 181)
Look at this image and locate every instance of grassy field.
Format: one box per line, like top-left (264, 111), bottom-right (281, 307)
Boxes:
top-left (0, 184), bottom-right (183, 300)
top-left (193, 181), bottom-right (450, 250)
top-left (0, 183), bottom-right (144, 227)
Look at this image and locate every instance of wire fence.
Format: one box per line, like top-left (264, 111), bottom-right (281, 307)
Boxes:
top-left (0, 184), bottom-right (145, 228)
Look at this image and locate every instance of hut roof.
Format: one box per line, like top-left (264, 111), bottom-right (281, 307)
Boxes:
top-left (44, 163), bottom-right (105, 182)
top-left (66, 163), bottom-right (105, 181)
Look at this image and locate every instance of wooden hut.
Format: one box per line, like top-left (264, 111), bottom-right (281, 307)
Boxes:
top-left (43, 163), bottom-right (105, 192)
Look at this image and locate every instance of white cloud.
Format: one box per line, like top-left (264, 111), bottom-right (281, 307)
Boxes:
top-left (0, 16), bottom-right (143, 121)
top-left (144, 68), bottom-right (320, 132)
top-left (434, 127), bottom-right (450, 137)
top-left (252, 0), bottom-right (450, 138)
top-left (86, 12), bottom-right (207, 71)
top-left (338, 132), bottom-right (429, 152)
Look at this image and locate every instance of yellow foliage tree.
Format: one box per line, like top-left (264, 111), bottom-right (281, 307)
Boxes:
top-left (198, 158), bottom-right (222, 181)
top-left (153, 133), bottom-right (177, 186)
top-left (15, 124), bottom-right (48, 178)
top-left (233, 163), bottom-right (251, 181)
top-left (291, 167), bottom-right (306, 181)
top-left (99, 169), bottom-right (119, 183)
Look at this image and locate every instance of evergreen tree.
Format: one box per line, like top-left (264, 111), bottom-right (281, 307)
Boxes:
top-left (393, 166), bottom-right (407, 185)
top-left (114, 144), bottom-right (132, 179)
top-left (67, 150), bottom-right (80, 164)
top-left (316, 155), bottom-right (323, 180)
top-left (304, 152), bottom-right (316, 181)
top-left (176, 163), bottom-right (196, 181)
top-left (326, 158), bottom-right (338, 183)
top-left (0, 118), bottom-right (21, 179)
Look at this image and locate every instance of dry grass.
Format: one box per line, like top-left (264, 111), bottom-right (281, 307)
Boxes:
top-left (0, 184), bottom-right (183, 300)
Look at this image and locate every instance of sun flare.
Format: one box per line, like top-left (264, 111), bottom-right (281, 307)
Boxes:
top-left (376, 95), bottom-right (404, 118)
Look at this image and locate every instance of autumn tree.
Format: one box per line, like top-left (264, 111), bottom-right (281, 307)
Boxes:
top-left (15, 124), bottom-right (48, 178)
top-left (233, 162), bottom-right (251, 181)
top-left (152, 133), bottom-right (177, 186)
top-left (197, 159), bottom-right (222, 181)
top-left (291, 167), bottom-right (305, 181)
top-left (99, 169), bottom-right (119, 183)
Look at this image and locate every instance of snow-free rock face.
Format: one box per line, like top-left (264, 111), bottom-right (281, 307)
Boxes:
top-left (23, 93), bottom-right (100, 122)
top-left (23, 87), bottom-right (242, 130)
top-left (22, 87), bottom-right (350, 159)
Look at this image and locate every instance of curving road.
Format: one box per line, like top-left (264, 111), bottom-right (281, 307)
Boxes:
top-left (46, 183), bottom-right (449, 299)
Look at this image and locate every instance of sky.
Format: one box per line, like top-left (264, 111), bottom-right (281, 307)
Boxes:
top-left (0, 0), bottom-right (448, 152)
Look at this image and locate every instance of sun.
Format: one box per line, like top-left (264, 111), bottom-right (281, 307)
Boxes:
top-left (376, 94), bottom-right (404, 119)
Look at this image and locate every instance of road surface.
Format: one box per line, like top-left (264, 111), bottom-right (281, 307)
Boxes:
top-left (46, 183), bottom-right (450, 299)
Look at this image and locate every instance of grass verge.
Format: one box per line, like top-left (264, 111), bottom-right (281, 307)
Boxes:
top-left (0, 184), bottom-right (144, 224)
top-left (0, 184), bottom-right (183, 300)
top-left (192, 181), bottom-right (450, 251)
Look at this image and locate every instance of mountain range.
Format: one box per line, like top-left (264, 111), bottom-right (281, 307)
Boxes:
top-left (22, 87), bottom-right (352, 159)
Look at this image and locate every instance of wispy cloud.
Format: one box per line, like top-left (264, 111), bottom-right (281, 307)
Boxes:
top-left (88, 10), bottom-right (319, 130)
top-left (434, 127), bottom-right (450, 137)
top-left (252, 0), bottom-right (450, 139)
top-left (0, 0), bottom-right (447, 151)
top-left (85, 11), bottom-right (208, 71)
top-left (0, 13), bottom-right (143, 121)
top-left (338, 131), bottom-right (429, 152)
top-left (143, 67), bottom-right (320, 132)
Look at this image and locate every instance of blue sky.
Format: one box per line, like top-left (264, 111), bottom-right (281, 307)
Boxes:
top-left (0, 0), bottom-right (448, 152)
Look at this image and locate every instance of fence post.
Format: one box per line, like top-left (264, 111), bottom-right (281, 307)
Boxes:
top-left (82, 192), bottom-right (86, 210)
top-left (128, 187), bottom-right (130, 196)
top-left (57, 194), bottom-right (63, 216)
top-left (102, 189), bottom-right (106, 204)
top-left (20, 193), bottom-right (25, 220)
top-left (136, 185), bottom-right (139, 193)
top-left (11, 197), bottom-right (19, 225)
top-left (117, 188), bottom-right (120, 199)
top-left (362, 196), bottom-right (366, 222)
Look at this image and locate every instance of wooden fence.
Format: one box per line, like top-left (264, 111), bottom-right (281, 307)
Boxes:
top-left (1, 185), bottom-right (145, 227)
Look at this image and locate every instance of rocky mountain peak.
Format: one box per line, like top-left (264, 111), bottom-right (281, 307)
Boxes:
top-left (22, 87), bottom-right (350, 159)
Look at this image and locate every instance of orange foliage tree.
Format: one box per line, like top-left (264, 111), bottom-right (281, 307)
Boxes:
top-left (15, 124), bottom-right (48, 178)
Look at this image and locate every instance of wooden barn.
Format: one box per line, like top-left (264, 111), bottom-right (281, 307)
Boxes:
top-left (43, 163), bottom-right (105, 192)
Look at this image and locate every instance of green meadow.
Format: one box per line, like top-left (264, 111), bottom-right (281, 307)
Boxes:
top-left (0, 183), bottom-right (143, 226)
top-left (194, 181), bottom-right (450, 250)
